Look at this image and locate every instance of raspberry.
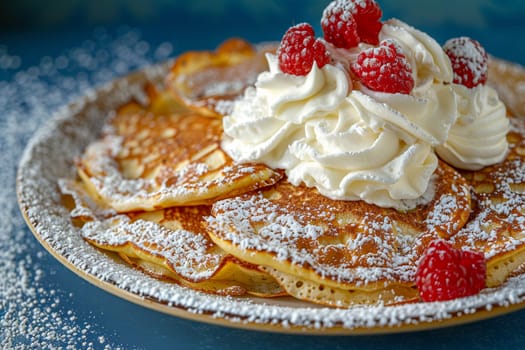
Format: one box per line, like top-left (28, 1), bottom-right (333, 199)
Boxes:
top-left (415, 240), bottom-right (486, 302)
top-left (444, 37), bottom-right (488, 88)
top-left (278, 23), bottom-right (331, 76)
top-left (321, 0), bottom-right (383, 48)
top-left (321, 2), bottom-right (359, 49)
top-left (351, 40), bottom-right (414, 94)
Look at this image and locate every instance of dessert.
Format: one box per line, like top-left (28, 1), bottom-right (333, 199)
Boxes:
top-left (59, 178), bottom-right (285, 297)
top-left (206, 163), bottom-right (470, 306)
top-left (76, 88), bottom-right (281, 212)
top-left (59, 0), bottom-right (525, 309)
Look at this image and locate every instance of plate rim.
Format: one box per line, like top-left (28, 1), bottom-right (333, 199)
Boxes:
top-left (14, 210), bottom-right (525, 335)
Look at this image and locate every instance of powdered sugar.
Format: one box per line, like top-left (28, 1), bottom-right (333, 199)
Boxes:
top-left (81, 214), bottom-right (223, 281)
top-left (207, 167), bottom-right (472, 289)
top-left (450, 118), bottom-right (525, 260)
top-left (3, 28), bottom-right (173, 348)
top-left (13, 36), bottom-right (525, 336)
top-left (322, 0), bottom-right (368, 23)
top-left (444, 36), bottom-right (488, 87)
top-left (425, 194), bottom-right (462, 233)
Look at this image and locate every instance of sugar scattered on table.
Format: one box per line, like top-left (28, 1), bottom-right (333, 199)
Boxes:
top-left (1, 27), bottom-right (173, 348)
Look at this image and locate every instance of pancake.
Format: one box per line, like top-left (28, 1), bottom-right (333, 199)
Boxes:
top-left (76, 89), bottom-right (282, 212)
top-left (59, 179), bottom-right (285, 297)
top-left (61, 34), bottom-right (525, 308)
top-left (451, 117), bottom-right (525, 288)
top-left (261, 266), bottom-right (418, 307)
top-left (118, 253), bottom-right (286, 297)
top-left (488, 57), bottom-right (525, 117)
top-left (59, 178), bottom-right (116, 222)
top-left (165, 38), bottom-right (275, 117)
top-left (206, 161), bottom-right (471, 306)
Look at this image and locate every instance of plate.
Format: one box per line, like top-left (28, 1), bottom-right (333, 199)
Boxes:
top-left (17, 57), bottom-right (525, 335)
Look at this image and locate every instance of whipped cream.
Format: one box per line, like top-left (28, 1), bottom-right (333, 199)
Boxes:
top-left (222, 54), bottom-right (440, 210)
top-left (380, 19), bottom-right (453, 87)
top-left (222, 56), bottom-right (349, 165)
top-left (222, 19), bottom-right (509, 210)
top-left (436, 84), bottom-right (509, 170)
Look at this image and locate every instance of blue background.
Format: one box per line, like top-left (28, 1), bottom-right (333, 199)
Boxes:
top-left (1, 0), bottom-right (525, 72)
top-left (2, 1), bottom-right (525, 348)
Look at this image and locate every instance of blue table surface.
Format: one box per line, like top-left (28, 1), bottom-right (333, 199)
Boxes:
top-left (2, 1), bottom-right (525, 348)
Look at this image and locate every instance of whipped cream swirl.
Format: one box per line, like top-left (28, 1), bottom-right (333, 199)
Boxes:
top-left (222, 19), bottom-right (509, 210)
top-left (436, 84), bottom-right (509, 170)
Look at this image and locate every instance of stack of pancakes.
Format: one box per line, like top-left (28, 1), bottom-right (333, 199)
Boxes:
top-left (60, 39), bottom-right (525, 307)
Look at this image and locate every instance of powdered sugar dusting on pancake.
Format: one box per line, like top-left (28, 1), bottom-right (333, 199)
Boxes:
top-left (77, 103), bottom-right (282, 212)
top-left (16, 59), bottom-right (525, 332)
top-left (207, 162), bottom-right (471, 291)
top-left (450, 117), bottom-right (525, 287)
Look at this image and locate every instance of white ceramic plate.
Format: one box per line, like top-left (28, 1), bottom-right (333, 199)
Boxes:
top-left (17, 58), bottom-right (525, 334)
